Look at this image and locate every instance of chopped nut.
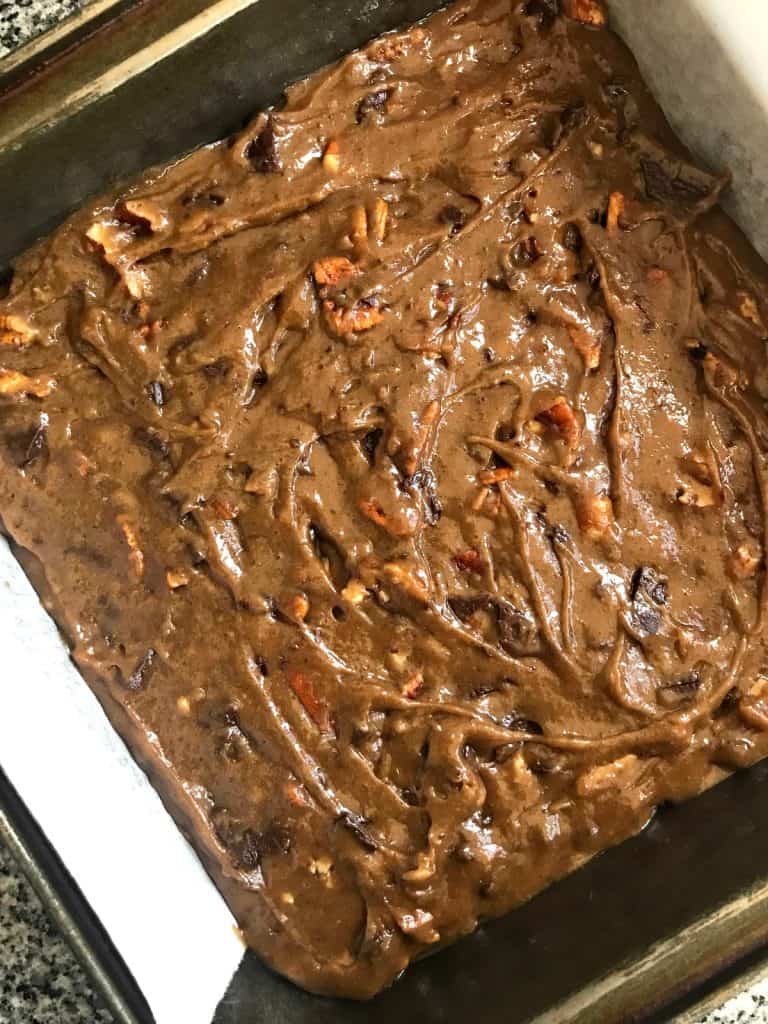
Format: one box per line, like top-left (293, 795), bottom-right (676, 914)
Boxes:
top-left (322, 139), bottom-right (341, 175)
top-left (739, 679), bottom-right (768, 731)
top-left (739, 291), bottom-right (763, 328)
top-left (567, 325), bottom-right (601, 370)
top-left (477, 467), bottom-right (515, 485)
top-left (702, 349), bottom-right (741, 389)
top-left (588, 141), bottom-right (604, 159)
top-left (730, 542), bottom-right (762, 580)
top-left (177, 696), bottom-right (192, 715)
top-left (351, 205), bottom-right (368, 247)
top-left (281, 892), bottom-right (295, 906)
top-left (117, 198), bottom-right (168, 233)
top-left (453, 548), bottom-right (485, 574)
top-left (287, 593), bottom-right (310, 621)
top-left (0, 369), bottom-right (53, 398)
top-left (536, 396), bottom-right (581, 448)
top-left (323, 298), bottom-right (384, 335)
top-left (313, 256), bottom-right (360, 288)
top-left (289, 671), bottom-right (330, 731)
top-left (358, 496), bottom-right (412, 536)
top-left (284, 781), bottom-right (311, 807)
top-left (578, 493), bottom-right (614, 540)
top-left (387, 649), bottom-right (409, 673)
top-left (341, 579), bottom-right (369, 605)
top-left (209, 495), bottom-right (237, 520)
top-left (646, 267), bottom-right (668, 284)
top-left (166, 569), bottom-right (190, 589)
top-left (309, 855), bottom-right (334, 885)
top-left (564, 0), bottom-right (607, 26)
top-left (117, 515), bottom-right (145, 579)
top-left (371, 198), bottom-right (389, 242)
top-left (0, 314), bottom-right (37, 347)
top-left (681, 450), bottom-right (715, 487)
top-left (402, 671), bottom-right (424, 699)
top-left (675, 479), bottom-right (716, 509)
top-left (576, 754), bottom-right (640, 796)
top-left (382, 560), bottom-right (431, 603)
top-left (73, 450), bottom-right (94, 477)
top-left (606, 191), bottom-right (625, 233)
top-left (402, 852), bottom-right (435, 884)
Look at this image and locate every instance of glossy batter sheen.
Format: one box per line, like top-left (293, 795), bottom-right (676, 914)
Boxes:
top-left (2, 0), bottom-right (768, 999)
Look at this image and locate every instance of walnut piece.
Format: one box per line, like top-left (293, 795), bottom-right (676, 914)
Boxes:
top-left (289, 671), bottom-right (330, 731)
top-left (166, 569), bottom-right (190, 589)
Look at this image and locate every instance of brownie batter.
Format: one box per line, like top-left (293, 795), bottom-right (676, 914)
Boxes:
top-left (2, 0), bottom-right (768, 999)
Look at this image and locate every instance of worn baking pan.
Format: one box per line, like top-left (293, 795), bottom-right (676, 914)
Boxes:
top-left (3, 1), bottom-right (768, 1021)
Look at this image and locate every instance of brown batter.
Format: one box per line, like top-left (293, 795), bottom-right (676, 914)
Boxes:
top-left (2, 0), bottom-right (768, 999)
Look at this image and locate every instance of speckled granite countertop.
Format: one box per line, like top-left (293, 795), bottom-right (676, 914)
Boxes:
top-left (0, 2), bottom-right (768, 1023)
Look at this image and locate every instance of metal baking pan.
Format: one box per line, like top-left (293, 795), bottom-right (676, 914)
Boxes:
top-left (3, 2), bottom-right (768, 1020)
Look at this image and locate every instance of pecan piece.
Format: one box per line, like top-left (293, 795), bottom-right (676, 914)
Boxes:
top-left (322, 139), bottom-right (341, 175)
top-left (166, 569), bottom-right (190, 589)
top-left (382, 559), bottom-right (431, 603)
top-left (564, 0), bottom-right (607, 26)
top-left (606, 191), bottom-right (625, 233)
top-left (402, 671), bottom-right (424, 699)
top-left (0, 369), bottom-right (54, 398)
top-left (576, 754), bottom-right (640, 797)
top-left (567, 325), bottom-right (601, 370)
top-left (323, 298), bottom-right (384, 335)
top-left (358, 497), bottom-right (413, 537)
top-left (535, 396), bottom-right (581, 448)
top-left (730, 542), bottom-right (762, 580)
top-left (117, 515), bottom-right (145, 580)
top-left (453, 548), bottom-right (486, 574)
top-left (289, 671), bottom-right (330, 731)
top-left (0, 314), bottom-right (38, 348)
top-left (371, 198), bottom-right (389, 242)
top-left (578, 493), bottom-right (614, 540)
top-left (739, 679), bottom-right (768, 731)
top-left (313, 256), bottom-right (359, 289)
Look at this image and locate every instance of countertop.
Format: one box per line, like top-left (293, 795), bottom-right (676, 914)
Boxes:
top-left (0, 2), bottom-right (767, 1023)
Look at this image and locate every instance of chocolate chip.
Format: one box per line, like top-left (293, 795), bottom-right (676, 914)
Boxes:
top-left (336, 811), bottom-right (378, 851)
top-left (356, 89), bottom-right (389, 123)
top-left (501, 715), bottom-right (543, 735)
top-left (512, 237), bottom-right (541, 266)
top-left (360, 427), bottom-right (383, 464)
top-left (246, 116), bottom-right (281, 173)
top-left (439, 205), bottom-right (467, 235)
top-left (133, 426), bottom-right (169, 458)
top-left (523, 0), bottom-right (560, 29)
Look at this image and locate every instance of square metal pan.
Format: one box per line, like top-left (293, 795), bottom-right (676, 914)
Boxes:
top-left (3, 3), bottom-right (768, 1021)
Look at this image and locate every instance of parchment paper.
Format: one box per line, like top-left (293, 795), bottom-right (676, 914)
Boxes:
top-left (0, 538), bottom-right (244, 1024)
top-left (2, 2), bottom-right (768, 1022)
